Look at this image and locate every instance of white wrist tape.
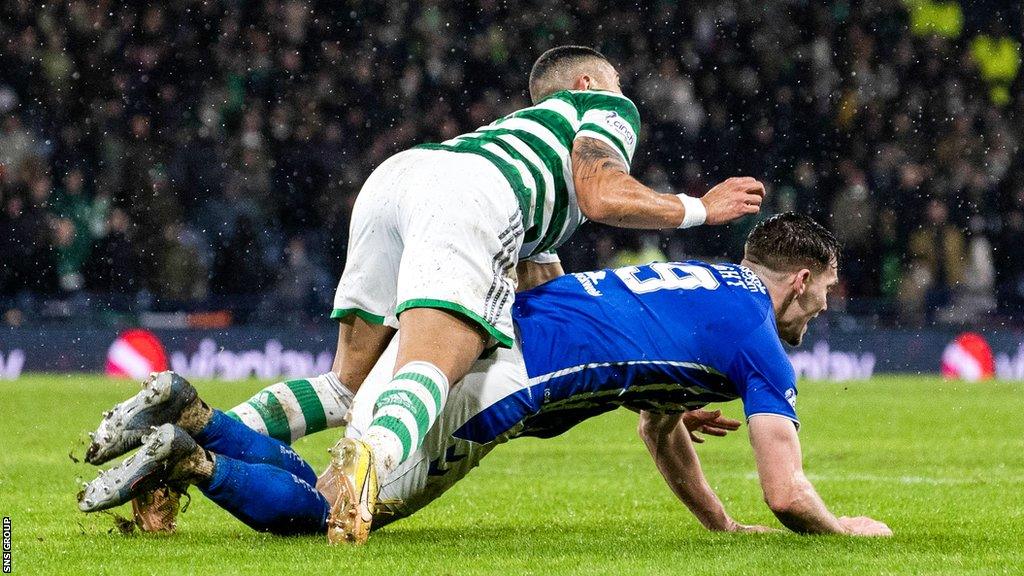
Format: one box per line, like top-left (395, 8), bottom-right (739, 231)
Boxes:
top-left (676, 194), bottom-right (707, 229)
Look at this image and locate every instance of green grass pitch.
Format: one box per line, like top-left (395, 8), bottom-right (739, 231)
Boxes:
top-left (1, 375), bottom-right (1022, 575)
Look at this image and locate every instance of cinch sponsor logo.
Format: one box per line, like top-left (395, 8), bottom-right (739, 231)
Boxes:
top-left (169, 338), bottom-right (333, 381)
top-left (787, 342), bottom-right (876, 381)
top-left (0, 349), bottom-right (25, 380)
top-left (603, 111), bottom-right (635, 147)
top-left (994, 343), bottom-right (1024, 380)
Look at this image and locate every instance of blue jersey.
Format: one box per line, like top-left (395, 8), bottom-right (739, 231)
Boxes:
top-left (454, 261), bottom-right (798, 444)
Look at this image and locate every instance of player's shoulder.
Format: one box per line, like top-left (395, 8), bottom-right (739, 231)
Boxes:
top-left (684, 259), bottom-right (769, 295)
top-left (545, 90), bottom-right (639, 117)
top-left (702, 261), bottom-right (770, 294)
top-left (682, 260), bottom-right (775, 329)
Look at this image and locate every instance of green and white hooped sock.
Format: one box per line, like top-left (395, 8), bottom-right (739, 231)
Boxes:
top-left (364, 361), bottom-right (449, 479)
top-left (225, 372), bottom-right (354, 443)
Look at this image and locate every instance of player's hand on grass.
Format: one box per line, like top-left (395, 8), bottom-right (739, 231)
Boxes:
top-left (838, 516), bottom-right (893, 537)
top-left (682, 409), bottom-right (742, 443)
top-left (701, 177), bottom-right (766, 225)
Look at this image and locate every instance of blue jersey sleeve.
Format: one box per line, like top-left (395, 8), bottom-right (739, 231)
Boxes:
top-left (727, 314), bottom-right (799, 428)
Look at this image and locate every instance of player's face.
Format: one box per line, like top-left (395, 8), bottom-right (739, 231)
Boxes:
top-left (778, 262), bottom-right (838, 346)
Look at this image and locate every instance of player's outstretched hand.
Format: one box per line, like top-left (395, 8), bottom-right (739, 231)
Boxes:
top-left (838, 516), bottom-right (893, 537)
top-left (701, 177), bottom-right (766, 225)
top-left (682, 409), bottom-right (742, 443)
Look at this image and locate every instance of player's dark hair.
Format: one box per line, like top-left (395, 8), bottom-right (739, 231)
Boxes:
top-left (744, 212), bottom-right (840, 272)
top-left (529, 45), bottom-right (609, 101)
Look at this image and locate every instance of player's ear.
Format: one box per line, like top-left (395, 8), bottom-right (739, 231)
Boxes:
top-left (791, 268), bottom-right (812, 296)
top-left (572, 74), bottom-right (592, 91)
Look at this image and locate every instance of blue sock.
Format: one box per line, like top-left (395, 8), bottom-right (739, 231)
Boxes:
top-left (199, 454), bottom-right (329, 535)
top-left (194, 410), bottom-right (316, 486)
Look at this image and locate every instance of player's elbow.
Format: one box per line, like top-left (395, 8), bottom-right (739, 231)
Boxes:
top-left (764, 491), bottom-right (799, 517)
top-left (762, 480), bottom-right (809, 517)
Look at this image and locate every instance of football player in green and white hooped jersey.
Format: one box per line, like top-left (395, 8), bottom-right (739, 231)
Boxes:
top-left (227, 45), bottom-right (767, 543)
top-left (419, 88), bottom-right (644, 259)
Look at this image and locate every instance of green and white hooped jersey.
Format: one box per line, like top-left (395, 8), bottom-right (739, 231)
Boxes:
top-left (417, 90), bottom-right (641, 258)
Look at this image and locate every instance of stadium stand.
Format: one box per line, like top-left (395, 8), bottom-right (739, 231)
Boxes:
top-left (1, 0), bottom-right (1021, 327)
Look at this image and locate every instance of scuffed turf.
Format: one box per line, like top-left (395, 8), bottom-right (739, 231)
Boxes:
top-left (1, 375), bottom-right (1022, 575)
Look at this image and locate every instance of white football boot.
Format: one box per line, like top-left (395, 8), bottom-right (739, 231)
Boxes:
top-left (86, 371), bottom-right (199, 465)
top-left (79, 424), bottom-right (208, 513)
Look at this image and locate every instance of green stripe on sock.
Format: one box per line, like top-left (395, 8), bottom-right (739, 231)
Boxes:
top-left (225, 410), bottom-right (241, 422)
top-left (376, 389), bottom-right (430, 440)
top-left (246, 391), bottom-right (291, 443)
top-left (285, 379), bottom-right (328, 436)
top-left (370, 415), bottom-right (413, 461)
top-left (393, 372), bottom-right (442, 411)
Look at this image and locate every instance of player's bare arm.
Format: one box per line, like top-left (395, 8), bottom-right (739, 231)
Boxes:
top-left (571, 137), bottom-right (766, 228)
top-left (748, 415), bottom-right (892, 536)
top-left (639, 410), bottom-right (773, 533)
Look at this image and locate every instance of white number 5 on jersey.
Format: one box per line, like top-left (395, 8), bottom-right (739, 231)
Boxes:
top-left (616, 263), bottom-right (721, 294)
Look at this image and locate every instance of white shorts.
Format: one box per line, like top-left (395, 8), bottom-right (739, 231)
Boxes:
top-left (345, 332), bottom-right (530, 526)
top-left (332, 148), bottom-right (524, 346)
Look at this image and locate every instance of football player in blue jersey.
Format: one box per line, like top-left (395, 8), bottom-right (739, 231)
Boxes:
top-left (80, 213), bottom-right (891, 539)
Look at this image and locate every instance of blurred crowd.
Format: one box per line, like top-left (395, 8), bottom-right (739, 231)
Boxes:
top-left (1, 0), bottom-right (1023, 327)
